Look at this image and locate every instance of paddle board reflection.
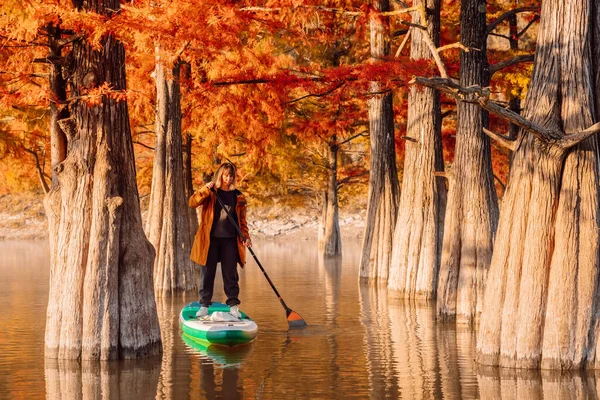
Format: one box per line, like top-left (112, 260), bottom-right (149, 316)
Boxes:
top-left (181, 333), bottom-right (253, 366)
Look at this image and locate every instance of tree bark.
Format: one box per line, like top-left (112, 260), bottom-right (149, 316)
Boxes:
top-left (44, 0), bottom-right (161, 360)
top-left (48, 24), bottom-right (68, 189)
top-left (477, 0), bottom-right (600, 369)
top-left (318, 142), bottom-right (342, 257)
top-left (182, 134), bottom-right (199, 237)
top-left (436, 0), bottom-right (499, 323)
top-left (359, 0), bottom-right (400, 280)
top-left (388, 0), bottom-right (446, 299)
top-left (146, 52), bottom-right (195, 295)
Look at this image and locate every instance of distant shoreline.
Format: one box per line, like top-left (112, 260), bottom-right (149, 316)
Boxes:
top-left (0, 193), bottom-right (365, 242)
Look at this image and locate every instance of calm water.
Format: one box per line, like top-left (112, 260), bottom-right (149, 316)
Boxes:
top-left (1, 239), bottom-right (599, 399)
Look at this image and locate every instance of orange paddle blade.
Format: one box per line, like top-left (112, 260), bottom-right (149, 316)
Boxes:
top-left (287, 310), bottom-right (307, 328)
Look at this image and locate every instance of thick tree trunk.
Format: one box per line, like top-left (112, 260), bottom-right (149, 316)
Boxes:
top-left (477, 0), bottom-right (600, 369)
top-left (359, 0), bottom-right (400, 280)
top-left (146, 53), bottom-right (195, 295)
top-left (436, 0), bottom-right (499, 323)
top-left (44, 2), bottom-right (161, 360)
top-left (318, 142), bottom-right (342, 257)
top-left (388, 0), bottom-right (445, 299)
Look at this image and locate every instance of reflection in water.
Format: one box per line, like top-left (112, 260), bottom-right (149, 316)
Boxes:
top-left (477, 366), bottom-right (600, 400)
top-left (359, 283), bottom-right (480, 399)
top-left (181, 335), bottom-right (253, 366)
top-left (44, 358), bottom-right (161, 400)
top-left (359, 282), bottom-right (399, 399)
top-left (7, 239), bottom-right (600, 399)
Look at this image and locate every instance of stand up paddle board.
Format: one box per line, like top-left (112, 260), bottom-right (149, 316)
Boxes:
top-left (180, 301), bottom-right (258, 346)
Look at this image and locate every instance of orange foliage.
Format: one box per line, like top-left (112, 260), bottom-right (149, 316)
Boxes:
top-left (0, 0), bottom-right (540, 202)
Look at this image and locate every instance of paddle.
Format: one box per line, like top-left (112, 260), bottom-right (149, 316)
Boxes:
top-left (210, 187), bottom-right (307, 328)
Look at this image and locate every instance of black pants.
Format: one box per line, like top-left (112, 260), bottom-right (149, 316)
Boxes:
top-left (200, 237), bottom-right (240, 307)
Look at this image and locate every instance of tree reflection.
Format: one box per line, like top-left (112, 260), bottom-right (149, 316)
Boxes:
top-left (477, 365), bottom-right (600, 400)
top-left (44, 358), bottom-right (161, 399)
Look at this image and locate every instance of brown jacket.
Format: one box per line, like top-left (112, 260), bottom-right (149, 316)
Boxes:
top-left (189, 186), bottom-right (250, 267)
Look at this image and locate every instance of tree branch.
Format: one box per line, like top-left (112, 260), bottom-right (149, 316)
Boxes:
top-left (285, 82), bottom-right (345, 104)
top-left (493, 174), bottom-right (506, 193)
top-left (133, 141), bottom-right (155, 151)
top-left (394, 28), bottom-right (411, 57)
top-left (335, 130), bottom-right (369, 146)
top-left (560, 122), bottom-right (600, 149)
top-left (490, 54), bottom-right (534, 75)
top-left (412, 76), bottom-right (562, 142)
top-left (487, 7), bottom-right (539, 34)
top-left (483, 127), bottom-right (516, 151)
top-left (57, 34), bottom-right (84, 47)
top-left (23, 147), bottom-right (49, 193)
top-left (517, 15), bottom-right (540, 38)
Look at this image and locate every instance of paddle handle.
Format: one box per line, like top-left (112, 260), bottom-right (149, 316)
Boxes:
top-left (210, 188), bottom-right (292, 314)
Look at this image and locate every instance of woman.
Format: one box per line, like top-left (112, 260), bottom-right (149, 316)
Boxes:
top-left (189, 162), bottom-right (252, 318)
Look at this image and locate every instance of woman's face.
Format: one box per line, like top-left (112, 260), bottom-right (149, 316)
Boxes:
top-left (221, 169), bottom-right (234, 187)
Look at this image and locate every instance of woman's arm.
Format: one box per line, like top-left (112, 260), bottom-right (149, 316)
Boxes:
top-left (188, 185), bottom-right (211, 208)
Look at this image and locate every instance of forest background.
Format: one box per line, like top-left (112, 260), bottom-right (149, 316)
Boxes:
top-left (0, 0), bottom-right (535, 241)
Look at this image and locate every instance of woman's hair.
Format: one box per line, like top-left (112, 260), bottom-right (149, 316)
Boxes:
top-left (212, 162), bottom-right (237, 189)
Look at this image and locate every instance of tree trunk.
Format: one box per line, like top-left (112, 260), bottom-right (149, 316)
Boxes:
top-left (436, 0), bottom-right (499, 323)
top-left (146, 52), bottom-right (195, 295)
top-left (477, 0), bottom-right (600, 369)
top-left (388, 0), bottom-right (445, 299)
top-left (359, 0), bottom-right (400, 280)
top-left (182, 134), bottom-right (199, 236)
top-left (508, 13), bottom-right (521, 144)
top-left (44, 1), bottom-right (161, 360)
top-left (48, 24), bottom-right (68, 189)
top-left (318, 142), bottom-right (342, 257)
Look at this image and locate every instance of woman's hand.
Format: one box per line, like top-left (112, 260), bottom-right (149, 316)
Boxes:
top-left (244, 239), bottom-right (252, 248)
top-left (205, 181), bottom-right (215, 190)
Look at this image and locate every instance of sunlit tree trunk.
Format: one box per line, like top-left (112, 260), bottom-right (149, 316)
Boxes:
top-left (44, 0), bottom-right (161, 360)
top-left (319, 141), bottom-right (342, 257)
top-left (477, 0), bottom-right (600, 369)
top-left (436, 0), bottom-right (499, 323)
top-left (388, 0), bottom-right (445, 299)
top-left (146, 51), bottom-right (195, 295)
top-left (359, 0), bottom-right (400, 280)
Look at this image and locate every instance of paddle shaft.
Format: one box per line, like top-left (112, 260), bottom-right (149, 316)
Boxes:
top-left (210, 188), bottom-right (293, 314)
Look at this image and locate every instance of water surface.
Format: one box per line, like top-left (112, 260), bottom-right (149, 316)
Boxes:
top-left (0, 239), bottom-right (597, 399)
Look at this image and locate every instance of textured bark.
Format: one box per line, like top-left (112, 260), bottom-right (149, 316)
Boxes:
top-left (477, 0), bottom-right (600, 369)
top-left (146, 54), bottom-right (195, 295)
top-left (318, 142), bottom-right (342, 257)
top-left (44, 0), bottom-right (161, 360)
top-left (48, 24), bottom-right (68, 189)
top-left (182, 134), bottom-right (199, 236)
top-left (359, 0), bottom-right (400, 280)
top-left (436, 0), bottom-right (499, 323)
top-left (388, 0), bottom-right (445, 299)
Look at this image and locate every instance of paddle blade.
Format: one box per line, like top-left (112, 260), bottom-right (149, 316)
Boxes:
top-left (287, 310), bottom-right (307, 328)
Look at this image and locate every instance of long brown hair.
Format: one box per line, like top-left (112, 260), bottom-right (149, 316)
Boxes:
top-left (212, 162), bottom-right (237, 189)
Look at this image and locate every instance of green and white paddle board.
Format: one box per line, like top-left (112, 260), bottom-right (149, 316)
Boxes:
top-left (179, 301), bottom-right (258, 346)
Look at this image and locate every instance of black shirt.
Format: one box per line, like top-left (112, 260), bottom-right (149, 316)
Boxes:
top-left (210, 189), bottom-right (238, 238)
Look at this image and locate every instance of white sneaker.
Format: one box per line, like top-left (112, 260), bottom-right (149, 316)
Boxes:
top-left (196, 306), bottom-right (208, 318)
top-left (229, 305), bottom-right (241, 319)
